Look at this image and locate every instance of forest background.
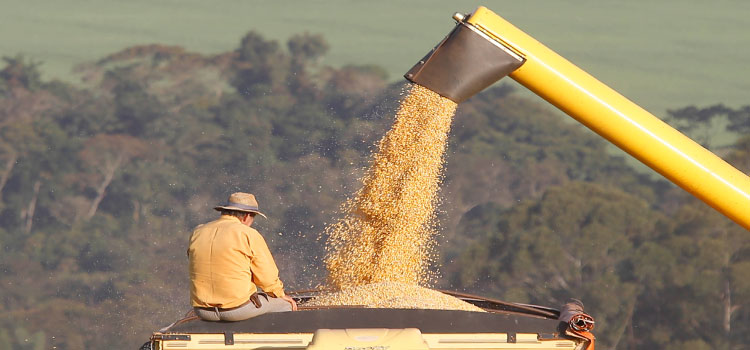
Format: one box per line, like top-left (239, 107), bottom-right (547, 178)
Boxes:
top-left (1, 1), bottom-right (749, 350)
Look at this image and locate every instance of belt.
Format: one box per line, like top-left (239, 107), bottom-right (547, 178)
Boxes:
top-left (197, 292), bottom-right (265, 312)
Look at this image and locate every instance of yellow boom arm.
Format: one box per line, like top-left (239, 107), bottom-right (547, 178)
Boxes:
top-left (406, 6), bottom-right (750, 230)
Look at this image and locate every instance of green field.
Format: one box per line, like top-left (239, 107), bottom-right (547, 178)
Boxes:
top-left (2, 0), bottom-right (749, 116)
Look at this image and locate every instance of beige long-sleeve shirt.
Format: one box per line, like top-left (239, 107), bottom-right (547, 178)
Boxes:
top-left (188, 215), bottom-right (285, 308)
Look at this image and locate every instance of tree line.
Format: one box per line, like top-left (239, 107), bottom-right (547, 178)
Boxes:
top-left (0, 30), bottom-right (748, 350)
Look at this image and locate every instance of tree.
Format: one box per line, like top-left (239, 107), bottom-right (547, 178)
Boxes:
top-left (633, 196), bottom-right (750, 350)
top-left (286, 33), bottom-right (329, 102)
top-left (446, 182), bottom-right (663, 349)
top-left (725, 135), bottom-right (750, 173)
top-left (232, 31), bottom-right (285, 97)
top-left (0, 55), bottom-right (42, 91)
top-left (78, 134), bottom-right (147, 221)
top-left (727, 105), bottom-right (750, 134)
top-left (0, 121), bottom-right (52, 233)
top-left (666, 104), bottom-right (732, 149)
top-left (287, 32), bottom-right (329, 63)
top-left (237, 31), bottom-right (280, 64)
top-left (632, 137), bottom-right (750, 350)
top-left (0, 140), bottom-right (17, 206)
top-left (322, 64), bottom-right (388, 120)
top-left (109, 74), bottom-right (166, 136)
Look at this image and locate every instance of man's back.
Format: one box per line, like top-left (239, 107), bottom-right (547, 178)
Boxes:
top-left (189, 215), bottom-right (282, 309)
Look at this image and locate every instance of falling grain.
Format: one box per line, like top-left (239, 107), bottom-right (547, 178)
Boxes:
top-left (324, 84), bottom-right (458, 290)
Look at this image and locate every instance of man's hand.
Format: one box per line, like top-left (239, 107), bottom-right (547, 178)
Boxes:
top-left (281, 295), bottom-right (298, 311)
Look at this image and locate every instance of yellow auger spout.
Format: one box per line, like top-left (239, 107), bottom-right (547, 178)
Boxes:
top-left (405, 6), bottom-right (750, 230)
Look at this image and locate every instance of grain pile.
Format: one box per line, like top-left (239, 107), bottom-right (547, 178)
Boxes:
top-left (324, 84), bottom-right (457, 290)
top-left (305, 282), bottom-right (484, 312)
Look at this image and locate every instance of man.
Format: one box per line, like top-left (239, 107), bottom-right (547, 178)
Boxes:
top-left (188, 192), bottom-right (297, 321)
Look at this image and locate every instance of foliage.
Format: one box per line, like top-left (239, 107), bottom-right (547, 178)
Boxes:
top-left (0, 30), bottom-right (748, 350)
top-left (443, 182), bottom-right (661, 349)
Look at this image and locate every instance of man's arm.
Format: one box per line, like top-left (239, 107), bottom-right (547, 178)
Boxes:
top-left (247, 229), bottom-right (286, 298)
top-left (246, 230), bottom-right (297, 310)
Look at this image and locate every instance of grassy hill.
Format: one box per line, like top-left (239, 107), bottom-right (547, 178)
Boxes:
top-left (2, 0), bottom-right (749, 117)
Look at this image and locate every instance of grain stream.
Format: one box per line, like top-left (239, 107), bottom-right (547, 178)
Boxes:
top-left (324, 84), bottom-right (457, 291)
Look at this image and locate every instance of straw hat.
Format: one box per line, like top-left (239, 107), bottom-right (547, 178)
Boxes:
top-left (214, 192), bottom-right (267, 218)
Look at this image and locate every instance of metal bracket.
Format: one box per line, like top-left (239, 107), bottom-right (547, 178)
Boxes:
top-left (538, 333), bottom-right (560, 340)
top-left (507, 333), bottom-right (516, 343)
top-left (224, 331), bottom-right (235, 345)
